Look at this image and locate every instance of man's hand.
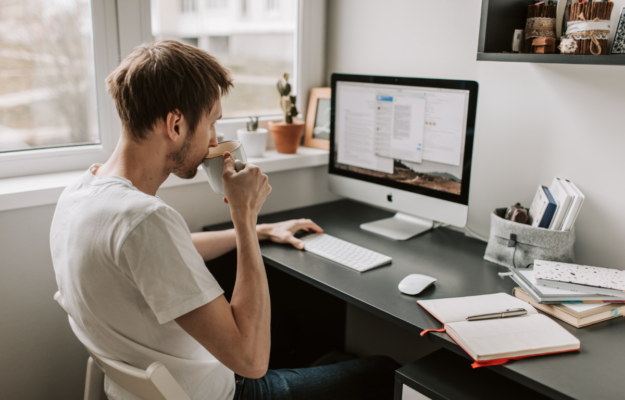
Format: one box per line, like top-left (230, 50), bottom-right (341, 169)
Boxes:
top-left (257, 219), bottom-right (323, 250)
top-left (222, 152), bottom-right (271, 219)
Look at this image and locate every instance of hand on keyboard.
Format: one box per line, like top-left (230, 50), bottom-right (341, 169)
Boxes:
top-left (257, 219), bottom-right (323, 249)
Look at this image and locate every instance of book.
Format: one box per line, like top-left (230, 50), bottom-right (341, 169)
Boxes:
top-left (548, 177), bottom-right (574, 230)
top-left (418, 293), bottom-right (580, 367)
top-left (529, 185), bottom-right (558, 228)
top-left (513, 287), bottom-right (625, 328)
top-left (508, 268), bottom-right (625, 304)
top-left (560, 180), bottom-right (584, 231)
top-left (534, 260), bottom-right (625, 297)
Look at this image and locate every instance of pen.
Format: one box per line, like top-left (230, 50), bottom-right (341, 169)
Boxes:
top-left (466, 308), bottom-right (528, 321)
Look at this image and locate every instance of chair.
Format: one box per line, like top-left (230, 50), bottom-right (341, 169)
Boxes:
top-left (54, 292), bottom-right (191, 400)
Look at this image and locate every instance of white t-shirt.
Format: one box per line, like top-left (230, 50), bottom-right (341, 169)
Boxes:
top-left (50, 166), bottom-right (235, 400)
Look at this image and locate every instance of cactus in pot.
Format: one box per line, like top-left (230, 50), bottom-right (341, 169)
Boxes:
top-left (269, 72), bottom-right (305, 154)
top-left (246, 116), bottom-right (259, 132)
top-left (277, 73), bottom-right (298, 124)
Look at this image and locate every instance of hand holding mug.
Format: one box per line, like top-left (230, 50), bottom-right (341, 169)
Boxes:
top-left (202, 140), bottom-right (246, 195)
top-left (222, 152), bottom-right (271, 215)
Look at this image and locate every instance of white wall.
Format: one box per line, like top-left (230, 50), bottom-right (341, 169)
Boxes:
top-left (0, 166), bottom-right (338, 399)
top-left (327, 0), bottom-right (625, 269)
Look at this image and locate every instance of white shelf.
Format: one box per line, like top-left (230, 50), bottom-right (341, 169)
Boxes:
top-left (0, 147), bottom-right (329, 212)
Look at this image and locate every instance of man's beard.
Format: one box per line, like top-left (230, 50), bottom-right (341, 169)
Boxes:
top-left (168, 138), bottom-right (201, 180)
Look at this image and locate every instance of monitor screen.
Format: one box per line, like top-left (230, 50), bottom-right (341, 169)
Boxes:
top-left (330, 74), bottom-right (478, 205)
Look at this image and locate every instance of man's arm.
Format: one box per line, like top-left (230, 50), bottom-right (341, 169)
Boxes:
top-left (191, 229), bottom-right (236, 261)
top-left (191, 219), bottom-right (324, 261)
top-left (176, 153), bottom-right (272, 379)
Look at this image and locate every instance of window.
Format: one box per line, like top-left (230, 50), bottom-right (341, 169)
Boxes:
top-left (0, 0), bottom-right (99, 153)
top-left (152, 0), bottom-right (296, 119)
top-left (0, 0), bottom-right (324, 179)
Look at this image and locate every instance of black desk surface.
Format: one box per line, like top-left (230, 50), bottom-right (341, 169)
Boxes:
top-left (210, 200), bottom-right (625, 400)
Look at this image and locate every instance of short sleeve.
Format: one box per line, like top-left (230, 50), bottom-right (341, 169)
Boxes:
top-left (120, 207), bottom-right (224, 324)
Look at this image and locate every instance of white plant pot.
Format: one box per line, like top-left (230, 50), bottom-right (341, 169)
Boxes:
top-left (237, 128), bottom-right (268, 157)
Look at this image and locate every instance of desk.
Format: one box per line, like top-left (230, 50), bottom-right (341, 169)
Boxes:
top-left (209, 200), bottom-right (625, 400)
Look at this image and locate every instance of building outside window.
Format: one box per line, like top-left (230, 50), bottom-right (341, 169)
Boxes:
top-left (181, 0), bottom-right (198, 13)
top-left (266, 0), bottom-right (279, 12)
top-left (206, 0), bottom-right (227, 10)
top-left (0, 0), bottom-right (99, 153)
top-left (152, 0), bottom-right (296, 119)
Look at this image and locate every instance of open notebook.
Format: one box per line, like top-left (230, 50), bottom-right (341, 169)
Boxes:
top-left (418, 293), bottom-right (580, 368)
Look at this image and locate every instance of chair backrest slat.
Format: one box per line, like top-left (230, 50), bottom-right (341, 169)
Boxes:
top-left (54, 291), bottom-right (191, 400)
top-left (87, 351), bottom-right (169, 400)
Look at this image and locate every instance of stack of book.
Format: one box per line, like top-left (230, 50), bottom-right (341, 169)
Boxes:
top-left (529, 177), bottom-right (584, 230)
top-left (509, 260), bottom-right (625, 328)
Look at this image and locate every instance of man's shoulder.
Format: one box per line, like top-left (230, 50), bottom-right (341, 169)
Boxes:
top-left (53, 171), bottom-right (177, 245)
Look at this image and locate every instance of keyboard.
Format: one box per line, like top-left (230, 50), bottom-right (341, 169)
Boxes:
top-left (300, 233), bottom-right (392, 272)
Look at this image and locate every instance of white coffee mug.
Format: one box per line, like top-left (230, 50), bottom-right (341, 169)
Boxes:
top-left (202, 140), bottom-right (247, 195)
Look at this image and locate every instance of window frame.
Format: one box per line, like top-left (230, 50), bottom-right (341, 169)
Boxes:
top-left (0, 0), bottom-right (127, 179)
top-left (0, 0), bottom-right (327, 179)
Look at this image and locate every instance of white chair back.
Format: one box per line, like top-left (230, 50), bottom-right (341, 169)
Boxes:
top-left (53, 291), bottom-right (190, 400)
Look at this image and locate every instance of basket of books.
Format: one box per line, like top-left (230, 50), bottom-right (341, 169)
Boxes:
top-left (484, 178), bottom-right (584, 269)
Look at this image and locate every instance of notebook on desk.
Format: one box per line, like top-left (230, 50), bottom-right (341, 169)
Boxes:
top-left (418, 293), bottom-right (581, 368)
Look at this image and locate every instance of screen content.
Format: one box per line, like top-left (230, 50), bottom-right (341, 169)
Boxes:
top-left (334, 81), bottom-right (470, 195)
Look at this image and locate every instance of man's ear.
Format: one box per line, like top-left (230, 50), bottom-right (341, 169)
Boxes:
top-left (165, 110), bottom-right (183, 142)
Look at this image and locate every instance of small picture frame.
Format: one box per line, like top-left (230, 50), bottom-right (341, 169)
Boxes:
top-left (611, 7), bottom-right (625, 54)
top-left (304, 87), bottom-right (331, 150)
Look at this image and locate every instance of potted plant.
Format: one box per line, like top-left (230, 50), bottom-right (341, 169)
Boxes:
top-left (237, 116), bottom-right (267, 157)
top-left (268, 72), bottom-right (305, 154)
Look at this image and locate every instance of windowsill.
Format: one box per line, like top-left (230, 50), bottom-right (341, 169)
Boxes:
top-left (0, 147), bottom-right (329, 212)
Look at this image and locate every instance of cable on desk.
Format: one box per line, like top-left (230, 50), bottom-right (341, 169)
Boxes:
top-left (464, 226), bottom-right (488, 243)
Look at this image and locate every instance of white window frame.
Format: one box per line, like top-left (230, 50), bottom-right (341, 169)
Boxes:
top-left (0, 0), bottom-right (326, 179)
top-left (0, 0), bottom-right (122, 179)
top-left (213, 0), bottom-right (327, 140)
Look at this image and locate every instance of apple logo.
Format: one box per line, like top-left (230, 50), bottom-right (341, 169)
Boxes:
top-left (387, 193), bottom-right (393, 202)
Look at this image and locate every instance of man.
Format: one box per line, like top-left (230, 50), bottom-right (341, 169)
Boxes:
top-left (51, 40), bottom-right (398, 400)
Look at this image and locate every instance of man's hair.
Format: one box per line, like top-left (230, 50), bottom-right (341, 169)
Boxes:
top-left (106, 40), bottom-right (233, 141)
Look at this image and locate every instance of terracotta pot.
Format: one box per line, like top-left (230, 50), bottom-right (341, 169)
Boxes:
top-left (268, 119), bottom-right (305, 154)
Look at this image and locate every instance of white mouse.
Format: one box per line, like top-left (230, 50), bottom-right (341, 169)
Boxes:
top-left (398, 274), bottom-right (437, 295)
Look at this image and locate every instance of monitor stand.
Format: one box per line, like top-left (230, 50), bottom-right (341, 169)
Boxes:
top-left (360, 213), bottom-right (434, 241)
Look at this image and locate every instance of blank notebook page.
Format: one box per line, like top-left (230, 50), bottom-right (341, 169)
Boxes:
top-left (418, 293), bottom-right (538, 324)
top-left (447, 314), bottom-right (580, 360)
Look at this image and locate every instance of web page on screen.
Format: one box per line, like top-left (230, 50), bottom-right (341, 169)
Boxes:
top-left (335, 81), bottom-right (469, 195)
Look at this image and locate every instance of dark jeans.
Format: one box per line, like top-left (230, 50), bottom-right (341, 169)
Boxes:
top-left (233, 355), bottom-right (400, 400)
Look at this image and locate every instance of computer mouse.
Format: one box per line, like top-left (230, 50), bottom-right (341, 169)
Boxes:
top-left (398, 274), bottom-right (436, 295)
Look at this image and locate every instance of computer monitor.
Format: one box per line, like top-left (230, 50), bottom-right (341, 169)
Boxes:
top-left (329, 74), bottom-right (478, 240)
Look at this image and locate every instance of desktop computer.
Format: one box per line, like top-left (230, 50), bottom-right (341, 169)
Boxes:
top-left (328, 74), bottom-right (478, 240)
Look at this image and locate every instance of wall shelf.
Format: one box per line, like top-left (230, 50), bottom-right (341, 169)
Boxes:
top-left (477, 0), bottom-right (625, 66)
top-left (478, 53), bottom-right (625, 65)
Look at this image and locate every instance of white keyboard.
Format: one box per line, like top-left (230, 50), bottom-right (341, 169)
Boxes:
top-left (301, 233), bottom-right (392, 272)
